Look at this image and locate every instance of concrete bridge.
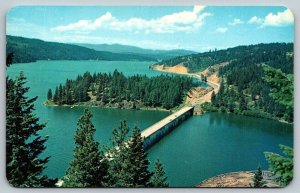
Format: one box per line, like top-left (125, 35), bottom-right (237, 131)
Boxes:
top-left (142, 106), bottom-right (194, 150)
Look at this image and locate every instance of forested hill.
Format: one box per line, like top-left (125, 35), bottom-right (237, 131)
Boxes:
top-left (75, 43), bottom-right (197, 60)
top-left (155, 43), bottom-right (293, 73)
top-left (201, 43), bottom-right (294, 123)
top-left (6, 35), bottom-right (156, 64)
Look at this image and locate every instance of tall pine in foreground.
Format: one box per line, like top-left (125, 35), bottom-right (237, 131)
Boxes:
top-left (107, 121), bottom-right (152, 187)
top-left (150, 159), bottom-right (169, 187)
top-left (6, 72), bottom-right (52, 187)
top-left (63, 109), bottom-right (108, 187)
top-left (127, 126), bottom-right (152, 187)
top-left (106, 120), bottom-right (133, 187)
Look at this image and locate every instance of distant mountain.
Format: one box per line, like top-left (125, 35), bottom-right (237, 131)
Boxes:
top-left (74, 43), bottom-right (197, 60)
top-left (6, 35), bottom-right (156, 64)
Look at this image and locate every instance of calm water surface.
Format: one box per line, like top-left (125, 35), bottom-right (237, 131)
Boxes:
top-left (7, 60), bottom-right (293, 187)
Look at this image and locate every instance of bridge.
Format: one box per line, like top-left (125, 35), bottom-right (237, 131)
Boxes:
top-left (142, 106), bottom-right (194, 150)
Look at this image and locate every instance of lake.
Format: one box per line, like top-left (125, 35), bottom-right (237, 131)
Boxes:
top-left (7, 60), bottom-right (293, 187)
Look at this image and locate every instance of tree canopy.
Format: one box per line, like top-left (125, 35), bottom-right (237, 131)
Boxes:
top-left (6, 72), bottom-right (54, 187)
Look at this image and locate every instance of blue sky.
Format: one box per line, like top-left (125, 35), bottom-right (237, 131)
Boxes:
top-left (6, 6), bottom-right (294, 52)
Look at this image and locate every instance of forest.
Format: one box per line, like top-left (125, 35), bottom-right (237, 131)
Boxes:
top-left (47, 70), bottom-right (196, 110)
top-left (6, 35), bottom-right (156, 64)
top-left (201, 43), bottom-right (293, 123)
top-left (156, 43), bottom-right (293, 73)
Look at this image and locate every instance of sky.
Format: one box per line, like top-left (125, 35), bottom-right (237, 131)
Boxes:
top-left (6, 6), bottom-right (294, 52)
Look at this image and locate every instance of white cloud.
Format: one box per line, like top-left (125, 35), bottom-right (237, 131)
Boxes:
top-left (215, 27), bottom-right (228, 33)
top-left (262, 9), bottom-right (294, 27)
top-left (228, 18), bottom-right (243, 26)
top-left (248, 16), bottom-right (263, 24)
top-left (52, 6), bottom-right (212, 34)
top-left (248, 9), bottom-right (294, 27)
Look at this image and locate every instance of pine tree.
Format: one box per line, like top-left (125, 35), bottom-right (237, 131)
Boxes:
top-left (63, 109), bottom-right (108, 187)
top-left (264, 145), bottom-right (293, 186)
top-left (47, 88), bottom-right (53, 100)
top-left (107, 122), bottom-right (152, 187)
top-left (6, 72), bottom-right (52, 187)
top-left (252, 166), bottom-right (266, 188)
top-left (150, 159), bottom-right (169, 187)
top-left (107, 120), bottom-right (133, 187)
top-left (127, 126), bottom-right (152, 187)
top-left (53, 86), bottom-right (59, 102)
top-left (263, 64), bottom-right (293, 110)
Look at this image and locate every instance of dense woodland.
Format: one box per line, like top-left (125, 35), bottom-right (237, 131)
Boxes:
top-left (156, 43), bottom-right (293, 73)
top-left (48, 70), bottom-right (196, 110)
top-left (204, 44), bottom-right (293, 122)
top-left (6, 35), bottom-right (155, 64)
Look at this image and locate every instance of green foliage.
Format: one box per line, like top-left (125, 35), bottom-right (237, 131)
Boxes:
top-left (6, 52), bottom-right (14, 67)
top-left (6, 72), bottom-right (53, 187)
top-left (127, 126), bottom-right (152, 187)
top-left (252, 166), bottom-right (266, 188)
top-left (263, 64), bottom-right (293, 110)
top-left (150, 159), bottom-right (169, 187)
top-left (50, 70), bottom-right (196, 109)
top-left (106, 120), bottom-right (132, 187)
top-left (47, 88), bottom-right (53, 100)
top-left (157, 43), bottom-right (293, 73)
top-left (264, 145), bottom-right (293, 186)
top-left (63, 109), bottom-right (108, 187)
top-left (6, 35), bottom-right (155, 64)
top-left (107, 121), bottom-right (151, 187)
top-left (201, 43), bottom-right (293, 123)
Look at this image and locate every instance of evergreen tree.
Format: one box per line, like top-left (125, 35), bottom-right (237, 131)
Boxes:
top-left (53, 86), bottom-right (59, 102)
top-left (6, 72), bottom-right (52, 187)
top-left (127, 126), bottom-right (152, 187)
top-left (149, 159), bottom-right (169, 187)
top-left (264, 145), bottom-right (293, 186)
top-left (47, 88), bottom-right (53, 100)
top-left (107, 120), bottom-right (133, 187)
top-left (63, 109), bottom-right (108, 187)
top-left (252, 166), bottom-right (266, 188)
top-left (263, 64), bottom-right (293, 110)
top-left (107, 122), bottom-right (152, 187)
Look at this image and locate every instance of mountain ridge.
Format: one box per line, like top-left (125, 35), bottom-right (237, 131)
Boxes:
top-left (74, 43), bottom-right (197, 60)
top-left (6, 35), bottom-right (157, 64)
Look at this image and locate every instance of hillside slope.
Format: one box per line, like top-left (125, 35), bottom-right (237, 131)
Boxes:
top-left (75, 43), bottom-right (197, 60)
top-left (6, 36), bottom-right (156, 64)
top-left (155, 43), bottom-right (293, 73)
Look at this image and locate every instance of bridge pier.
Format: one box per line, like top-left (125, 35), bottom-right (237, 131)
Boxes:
top-left (142, 106), bottom-right (194, 150)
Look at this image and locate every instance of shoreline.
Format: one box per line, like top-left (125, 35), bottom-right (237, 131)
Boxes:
top-left (196, 170), bottom-right (281, 188)
top-left (43, 102), bottom-right (173, 113)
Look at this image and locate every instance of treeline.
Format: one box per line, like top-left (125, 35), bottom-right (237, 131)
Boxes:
top-left (6, 35), bottom-right (155, 64)
top-left (7, 71), bottom-right (168, 188)
top-left (202, 43), bottom-right (293, 122)
top-left (156, 43), bottom-right (293, 73)
top-left (48, 70), bottom-right (196, 110)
